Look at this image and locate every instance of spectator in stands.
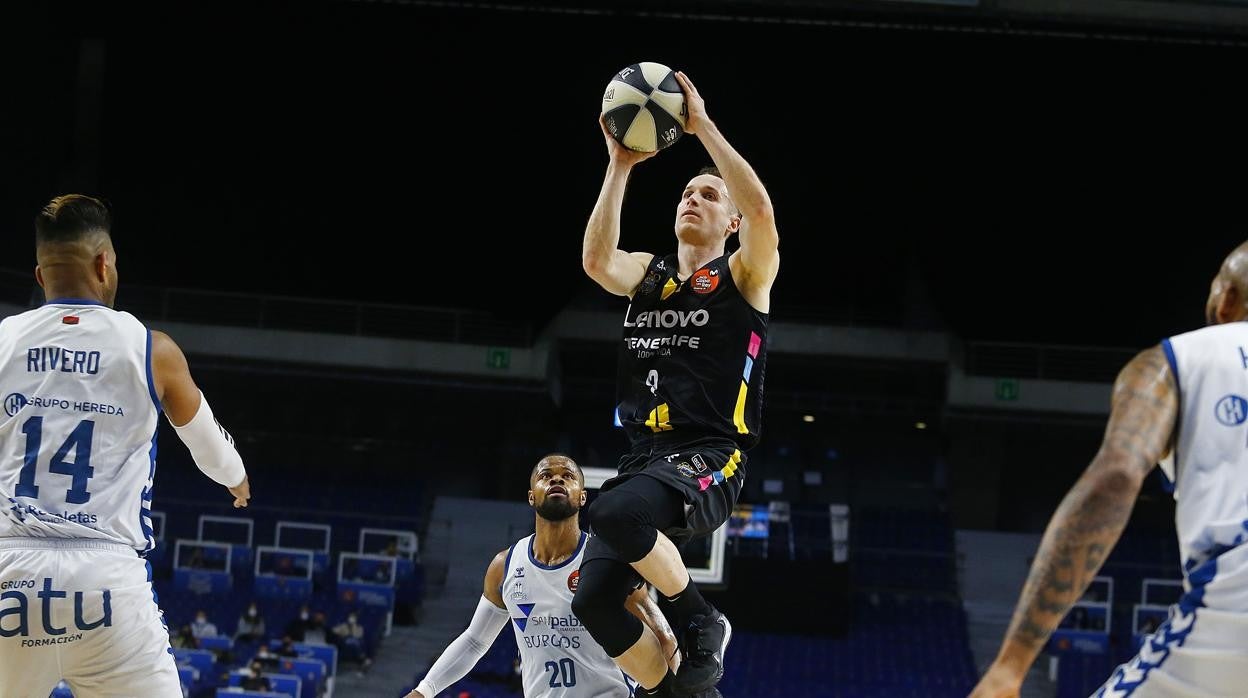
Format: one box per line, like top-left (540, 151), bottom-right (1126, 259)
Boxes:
top-left (235, 602), bottom-right (266, 642)
top-left (307, 611), bottom-right (329, 644)
top-left (278, 635), bottom-right (299, 657)
top-left (241, 661), bottom-right (271, 692)
top-left (332, 612), bottom-right (373, 670)
top-left (253, 644), bottom-right (281, 672)
top-left (170, 624), bottom-right (198, 650)
top-left (190, 610), bottom-right (218, 639)
top-left (284, 604), bottom-right (314, 641)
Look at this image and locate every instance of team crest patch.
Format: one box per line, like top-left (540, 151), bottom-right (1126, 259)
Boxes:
top-left (690, 267), bottom-right (719, 294)
top-left (637, 270), bottom-right (661, 296)
top-left (567, 570), bottom-right (580, 593)
top-left (691, 454), bottom-right (709, 473)
top-left (511, 580), bottom-right (528, 602)
top-left (676, 462), bottom-right (697, 478)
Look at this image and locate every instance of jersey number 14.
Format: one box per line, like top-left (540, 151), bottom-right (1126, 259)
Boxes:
top-left (14, 417), bottom-right (96, 504)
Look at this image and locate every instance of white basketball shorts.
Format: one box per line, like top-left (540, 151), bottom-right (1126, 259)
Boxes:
top-left (0, 538), bottom-right (182, 698)
top-left (1093, 546), bottom-right (1248, 697)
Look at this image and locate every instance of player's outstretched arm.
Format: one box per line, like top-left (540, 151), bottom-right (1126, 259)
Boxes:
top-left (626, 586), bottom-right (680, 673)
top-left (675, 71), bottom-right (779, 306)
top-left (407, 550), bottom-right (511, 698)
top-left (151, 330), bottom-right (249, 508)
top-left (583, 115), bottom-right (655, 297)
top-left (970, 346), bottom-right (1176, 698)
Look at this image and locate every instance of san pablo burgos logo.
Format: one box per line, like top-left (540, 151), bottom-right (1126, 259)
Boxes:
top-left (4, 393), bottom-right (27, 418)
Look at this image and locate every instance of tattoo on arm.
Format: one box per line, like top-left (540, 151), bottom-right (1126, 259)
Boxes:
top-left (1002, 346), bottom-right (1176, 659)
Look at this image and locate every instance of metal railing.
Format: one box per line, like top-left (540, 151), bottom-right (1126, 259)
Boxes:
top-left (965, 341), bottom-right (1136, 383)
top-left (1, 267), bottom-right (1151, 376)
top-left (0, 267), bottom-right (532, 347)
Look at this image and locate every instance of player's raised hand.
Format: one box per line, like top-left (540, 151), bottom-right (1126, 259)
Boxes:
top-left (600, 114), bottom-right (659, 167)
top-left (228, 476), bottom-right (251, 508)
top-left (674, 71), bottom-right (709, 135)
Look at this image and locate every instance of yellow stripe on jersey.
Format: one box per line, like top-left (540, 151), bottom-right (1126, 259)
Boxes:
top-left (722, 449), bottom-right (742, 479)
top-left (732, 380), bottom-right (749, 434)
top-left (646, 403), bottom-right (674, 432)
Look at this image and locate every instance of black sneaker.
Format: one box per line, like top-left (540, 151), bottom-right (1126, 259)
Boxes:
top-left (675, 609), bottom-right (732, 694)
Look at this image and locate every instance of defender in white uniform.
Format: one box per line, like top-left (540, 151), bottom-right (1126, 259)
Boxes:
top-left (972, 240), bottom-right (1248, 698)
top-left (0, 195), bottom-right (251, 698)
top-left (408, 455), bottom-right (686, 698)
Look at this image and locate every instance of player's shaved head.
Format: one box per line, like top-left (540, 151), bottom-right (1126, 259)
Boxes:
top-left (1206, 241), bottom-right (1248, 326)
top-left (530, 453), bottom-right (583, 486)
top-left (1219, 241), bottom-right (1248, 290)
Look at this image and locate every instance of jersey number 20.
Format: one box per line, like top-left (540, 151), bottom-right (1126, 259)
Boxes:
top-left (14, 417), bottom-right (96, 504)
top-left (545, 658), bottom-right (576, 688)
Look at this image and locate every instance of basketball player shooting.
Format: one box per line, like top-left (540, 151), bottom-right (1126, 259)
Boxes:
top-left (576, 71), bottom-right (780, 697)
top-left (0, 195), bottom-right (250, 697)
top-left (407, 454), bottom-right (681, 698)
top-left (971, 241), bottom-right (1248, 697)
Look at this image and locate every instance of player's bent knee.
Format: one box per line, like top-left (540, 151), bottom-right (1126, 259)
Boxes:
top-left (589, 490), bottom-right (659, 563)
top-left (571, 592), bottom-right (643, 658)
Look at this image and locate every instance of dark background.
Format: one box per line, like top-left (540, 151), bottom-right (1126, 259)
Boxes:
top-left (3, 1), bottom-right (1246, 350)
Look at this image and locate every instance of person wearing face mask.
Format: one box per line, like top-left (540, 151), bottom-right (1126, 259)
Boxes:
top-left (240, 660), bottom-right (271, 692)
top-left (190, 610), bottom-right (218, 640)
top-left (235, 602), bottom-right (266, 643)
top-left (253, 643), bottom-right (281, 672)
top-left (332, 611), bottom-right (372, 671)
top-left (284, 604), bottom-right (314, 642)
top-left (278, 635), bottom-right (299, 657)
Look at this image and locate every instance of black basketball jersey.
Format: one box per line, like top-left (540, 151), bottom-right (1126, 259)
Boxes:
top-left (616, 253), bottom-right (768, 449)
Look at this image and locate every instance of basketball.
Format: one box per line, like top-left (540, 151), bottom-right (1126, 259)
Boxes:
top-left (600, 62), bottom-right (687, 153)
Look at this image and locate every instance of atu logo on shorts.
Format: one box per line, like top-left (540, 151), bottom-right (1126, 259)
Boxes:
top-left (567, 570), bottom-right (579, 593)
top-left (1215, 394), bottom-right (1248, 426)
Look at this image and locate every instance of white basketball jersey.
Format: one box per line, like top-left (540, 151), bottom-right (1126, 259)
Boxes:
top-left (1161, 323), bottom-right (1248, 607)
top-left (0, 301), bottom-right (160, 553)
top-left (500, 532), bottom-right (638, 698)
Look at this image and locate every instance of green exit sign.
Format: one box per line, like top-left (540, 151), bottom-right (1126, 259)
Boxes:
top-left (995, 378), bottom-right (1019, 401)
top-left (486, 347), bottom-right (511, 370)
